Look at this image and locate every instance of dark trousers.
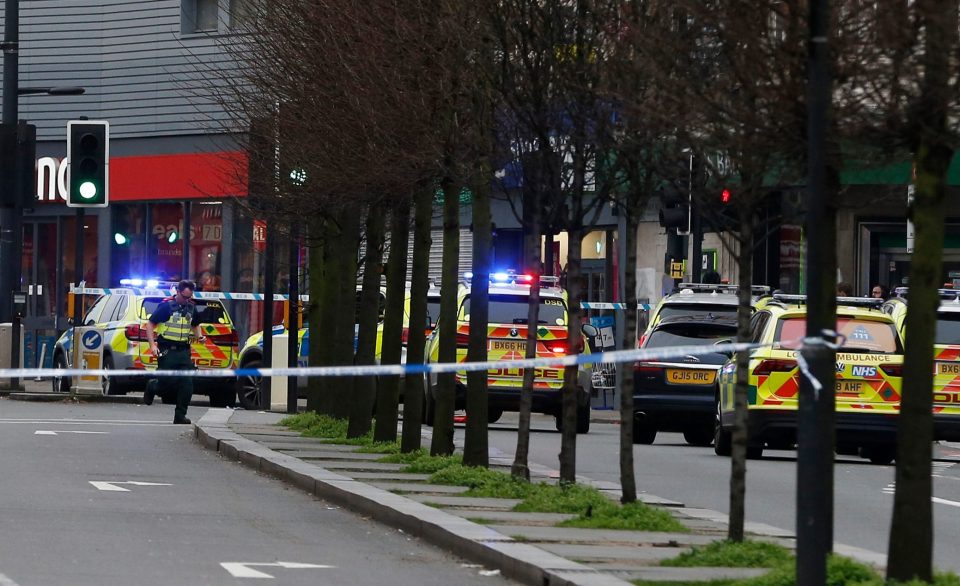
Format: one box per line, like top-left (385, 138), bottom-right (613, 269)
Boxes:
top-left (157, 345), bottom-right (194, 422)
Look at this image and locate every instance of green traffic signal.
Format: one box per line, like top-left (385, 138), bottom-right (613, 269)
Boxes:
top-left (67, 120), bottom-right (109, 208)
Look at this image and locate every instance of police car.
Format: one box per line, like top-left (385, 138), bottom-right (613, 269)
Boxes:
top-left (423, 271), bottom-right (593, 433)
top-left (234, 285), bottom-right (440, 410)
top-left (715, 294), bottom-right (905, 464)
top-left (883, 288), bottom-right (960, 442)
top-left (51, 279), bottom-right (241, 406)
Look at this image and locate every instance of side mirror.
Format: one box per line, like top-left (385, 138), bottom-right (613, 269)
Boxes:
top-left (581, 324), bottom-right (599, 338)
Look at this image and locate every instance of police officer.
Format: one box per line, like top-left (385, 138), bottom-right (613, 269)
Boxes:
top-left (143, 280), bottom-right (205, 424)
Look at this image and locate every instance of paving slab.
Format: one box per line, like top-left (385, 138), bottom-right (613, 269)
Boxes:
top-left (487, 526), bottom-right (718, 547)
top-left (370, 482), bottom-right (471, 495)
top-left (261, 441), bottom-right (363, 452)
top-left (592, 565), bottom-right (768, 581)
top-left (446, 510), bottom-right (577, 525)
top-left (229, 426), bottom-right (302, 437)
top-left (340, 471), bottom-right (431, 482)
top-left (278, 449), bottom-right (385, 460)
top-left (537, 543), bottom-right (691, 564)
top-left (406, 495), bottom-right (523, 509)
top-left (313, 460), bottom-right (406, 472)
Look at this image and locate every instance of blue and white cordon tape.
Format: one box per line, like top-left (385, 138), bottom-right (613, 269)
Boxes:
top-left (6, 341), bottom-right (766, 380)
top-left (71, 287), bottom-right (309, 302)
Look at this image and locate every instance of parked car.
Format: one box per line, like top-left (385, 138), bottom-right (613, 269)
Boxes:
top-left (633, 315), bottom-right (739, 446)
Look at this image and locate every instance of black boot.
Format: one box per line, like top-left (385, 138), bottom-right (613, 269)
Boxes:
top-left (143, 379), bottom-right (157, 406)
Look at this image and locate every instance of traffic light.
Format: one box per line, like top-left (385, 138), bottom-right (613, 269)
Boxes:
top-left (657, 182), bottom-right (690, 235)
top-left (67, 120), bottom-right (109, 208)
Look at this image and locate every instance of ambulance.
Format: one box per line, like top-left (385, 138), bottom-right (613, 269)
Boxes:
top-left (883, 288), bottom-right (960, 442)
top-left (50, 279), bottom-right (240, 407)
top-left (716, 294), bottom-right (905, 464)
top-left (423, 271), bottom-right (593, 433)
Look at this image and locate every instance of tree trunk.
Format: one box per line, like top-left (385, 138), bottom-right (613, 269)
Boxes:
top-left (512, 219), bottom-right (542, 480)
top-left (312, 221), bottom-right (341, 415)
top-left (329, 209), bottom-right (361, 419)
top-left (619, 210), bottom-right (638, 504)
top-left (887, 140), bottom-right (952, 584)
top-left (431, 179), bottom-right (460, 456)
top-left (400, 188), bottom-right (433, 453)
top-left (349, 208), bottom-right (386, 438)
top-left (305, 222), bottom-right (325, 414)
top-left (374, 202), bottom-right (411, 443)
top-left (464, 173), bottom-right (492, 468)
top-left (559, 226), bottom-right (583, 484)
top-left (728, 214), bottom-right (753, 542)
top-left (511, 177), bottom-right (542, 480)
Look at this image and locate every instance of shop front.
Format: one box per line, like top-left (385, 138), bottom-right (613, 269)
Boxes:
top-left (19, 148), bottom-right (252, 366)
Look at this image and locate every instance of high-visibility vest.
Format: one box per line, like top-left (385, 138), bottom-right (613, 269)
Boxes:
top-left (156, 300), bottom-right (196, 343)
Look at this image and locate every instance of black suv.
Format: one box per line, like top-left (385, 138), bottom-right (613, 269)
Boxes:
top-left (633, 315), bottom-right (739, 446)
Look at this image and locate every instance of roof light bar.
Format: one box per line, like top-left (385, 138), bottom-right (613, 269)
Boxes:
top-left (772, 293), bottom-right (884, 308)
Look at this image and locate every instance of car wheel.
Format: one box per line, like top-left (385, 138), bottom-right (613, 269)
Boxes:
top-left (861, 445), bottom-right (895, 465)
top-left (714, 399), bottom-right (732, 456)
top-left (746, 445), bottom-right (764, 459)
top-left (101, 354), bottom-right (124, 396)
top-left (423, 387), bottom-right (436, 427)
top-left (52, 352), bottom-right (70, 394)
top-left (683, 426), bottom-right (714, 447)
top-left (632, 417), bottom-right (657, 444)
top-left (836, 442), bottom-right (859, 456)
top-left (487, 407), bottom-right (504, 424)
top-left (237, 359), bottom-right (262, 410)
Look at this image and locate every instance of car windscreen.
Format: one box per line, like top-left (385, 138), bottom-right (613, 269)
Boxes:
top-left (776, 317), bottom-right (900, 353)
top-left (461, 294), bottom-right (567, 326)
top-left (935, 312), bottom-right (960, 345)
top-left (644, 324), bottom-right (737, 348)
top-left (658, 304), bottom-right (740, 322)
top-left (142, 298), bottom-right (230, 325)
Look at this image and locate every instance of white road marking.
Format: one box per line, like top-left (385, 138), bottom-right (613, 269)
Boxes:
top-left (35, 430), bottom-right (109, 436)
top-left (0, 573), bottom-right (19, 586)
top-left (220, 562), bottom-right (334, 579)
top-left (0, 419), bottom-right (172, 427)
top-left (932, 496), bottom-right (960, 508)
top-left (89, 481), bottom-right (172, 492)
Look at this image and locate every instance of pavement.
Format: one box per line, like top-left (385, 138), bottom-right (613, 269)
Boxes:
top-left (193, 408), bottom-right (887, 586)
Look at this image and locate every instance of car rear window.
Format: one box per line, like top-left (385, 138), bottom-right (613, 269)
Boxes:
top-left (658, 304), bottom-right (740, 322)
top-left (644, 324), bottom-right (737, 348)
top-left (142, 298), bottom-right (230, 325)
top-left (776, 317), bottom-right (900, 353)
top-left (935, 312), bottom-right (960, 345)
top-left (461, 294), bottom-right (567, 326)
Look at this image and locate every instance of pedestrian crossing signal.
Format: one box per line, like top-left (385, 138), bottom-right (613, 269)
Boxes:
top-left (67, 120), bottom-right (109, 208)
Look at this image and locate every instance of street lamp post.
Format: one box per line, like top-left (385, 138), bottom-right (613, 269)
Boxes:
top-left (1, 0), bottom-right (85, 385)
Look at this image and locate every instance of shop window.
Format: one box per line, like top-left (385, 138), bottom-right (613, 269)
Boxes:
top-left (191, 202), bottom-right (223, 291)
top-left (151, 203), bottom-right (186, 282)
top-left (112, 204), bottom-right (147, 284)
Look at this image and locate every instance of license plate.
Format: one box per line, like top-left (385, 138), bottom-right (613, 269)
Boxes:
top-left (489, 340), bottom-right (525, 353)
top-left (665, 369), bottom-right (716, 385)
top-left (938, 362), bottom-right (960, 376)
top-left (836, 380), bottom-right (864, 394)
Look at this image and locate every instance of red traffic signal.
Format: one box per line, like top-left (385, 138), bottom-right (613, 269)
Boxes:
top-left (721, 188), bottom-right (732, 204)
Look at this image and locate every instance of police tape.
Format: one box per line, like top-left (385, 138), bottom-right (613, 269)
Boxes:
top-left (2, 340), bottom-right (766, 380)
top-left (70, 287), bottom-right (309, 302)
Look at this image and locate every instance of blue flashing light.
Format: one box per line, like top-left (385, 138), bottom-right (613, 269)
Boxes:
top-left (492, 272), bottom-right (510, 282)
top-left (146, 279), bottom-right (159, 288)
top-left (120, 278), bottom-right (144, 287)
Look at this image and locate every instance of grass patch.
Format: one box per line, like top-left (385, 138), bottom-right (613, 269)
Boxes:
top-left (429, 464), bottom-right (534, 499)
top-left (280, 413), bottom-right (398, 449)
top-left (357, 441), bottom-right (401, 454)
top-left (561, 500), bottom-right (688, 532)
top-left (378, 449), bottom-right (429, 464)
top-left (662, 540), bottom-right (792, 569)
top-left (400, 454), bottom-right (463, 474)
